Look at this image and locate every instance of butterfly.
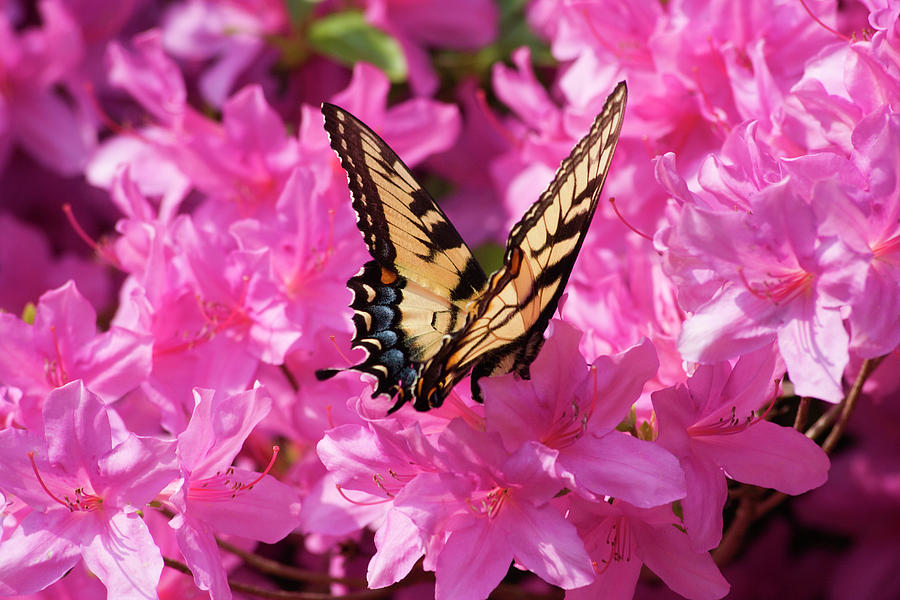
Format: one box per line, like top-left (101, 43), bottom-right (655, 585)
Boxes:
top-left (316, 82), bottom-right (627, 412)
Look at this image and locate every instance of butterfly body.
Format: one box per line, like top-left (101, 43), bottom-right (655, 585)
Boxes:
top-left (317, 82), bottom-right (627, 412)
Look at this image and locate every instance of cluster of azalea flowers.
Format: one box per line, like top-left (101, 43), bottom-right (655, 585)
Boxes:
top-left (1, 0), bottom-right (899, 599)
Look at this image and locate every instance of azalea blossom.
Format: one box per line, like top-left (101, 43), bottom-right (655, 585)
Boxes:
top-left (566, 496), bottom-right (730, 600)
top-left (0, 381), bottom-right (178, 597)
top-left (168, 386), bottom-right (302, 600)
top-left (652, 345), bottom-right (830, 550)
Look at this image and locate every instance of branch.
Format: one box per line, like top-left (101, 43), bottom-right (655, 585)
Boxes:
top-left (163, 557), bottom-right (394, 600)
top-left (821, 355), bottom-right (886, 454)
top-left (217, 539), bottom-right (369, 587)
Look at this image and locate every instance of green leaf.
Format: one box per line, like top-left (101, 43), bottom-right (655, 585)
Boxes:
top-left (474, 241), bottom-right (505, 275)
top-left (307, 11), bottom-right (407, 82)
top-left (284, 0), bottom-right (320, 27)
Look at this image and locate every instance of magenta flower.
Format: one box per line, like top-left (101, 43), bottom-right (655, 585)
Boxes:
top-left (168, 387), bottom-right (301, 600)
top-left (794, 107), bottom-right (900, 358)
top-left (566, 496), bottom-right (730, 600)
top-left (0, 0), bottom-right (96, 175)
top-left (482, 321), bottom-right (686, 508)
top-left (0, 281), bottom-right (152, 423)
top-left (0, 380), bottom-right (178, 597)
top-left (657, 124), bottom-right (868, 401)
top-left (393, 420), bottom-right (594, 599)
top-left (652, 345), bottom-right (830, 551)
top-left (161, 0), bottom-right (288, 108)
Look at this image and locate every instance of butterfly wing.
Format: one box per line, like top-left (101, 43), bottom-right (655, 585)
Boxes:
top-left (317, 103), bottom-right (488, 408)
top-left (415, 82), bottom-right (628, 407)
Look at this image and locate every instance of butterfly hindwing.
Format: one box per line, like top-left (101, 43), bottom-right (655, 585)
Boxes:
top-left (318, 104), bottom-right (488, 407)
top-left (414, 82), bottom-right (628, 406)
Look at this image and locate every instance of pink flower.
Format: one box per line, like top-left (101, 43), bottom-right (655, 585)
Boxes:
top-left (566, 496), bottom-right (730, 600)
top-left (162, 0), bottom-right (288, 108)
top-left (0, 0), bottom-right (96, 175)
top-left (652, 345), bottom-right (830, 551)
top-left (481, 321), bottom-right (686, 508)
top-left (0, 281), bottom-right (152, 425)
top-left (329, 62), bottom-right (461, 166)
top-left (0, 380), bottom-right (178, 597)
top-left (168, 387), bottom-right (301, 600)
top-left (109, 213), bottom-right (300, 430)
top-left (94, 31), bottom-right (300, 217)
top-left (657, 123), bottom-right (868, 401)
top-left (799, 108), bottom-right (900, 358)
top-left (393, 421), bottom-right (594, 599)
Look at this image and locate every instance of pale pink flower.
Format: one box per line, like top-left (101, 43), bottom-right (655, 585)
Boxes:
top-left (0, 0), bottom-right (95, 175)
top-left (162, 0), bottom-right (288, 108)
top-left (566, 496), bottom-right (730, 600)
top-left (657, 123), bottom-right (868, 401)
top-left (481, 321), bottom-right (686, 508)
top-left (652, 345), bottom-right (830, 551)
top-left (0, 381), bottom-right (178, 597)
top-left (168, 387), bottom-right (301, 600)
top-left (0, 281), bottom-right (152, 420)
top-left (393, 421), bottom-right (594, 599)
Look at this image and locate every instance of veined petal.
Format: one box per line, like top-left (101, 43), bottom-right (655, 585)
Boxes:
top-left (81, 510), bottom-right (163, 600)
top-left (695, 420), bottom-right (830, 494)
top-left (777, 305), bottom-right (848, 402)
top-left (0, 510), bottom-right (84, 595)
top-left (98, 434), bottom-right (178, 508)
top-left (434, 517), bottom-right (513, 600)
top-left (368, 510), bottom-right (425, 589)
top-left (43, 381), bottom-right (110, 479)
top-left (500, 501), bottom-right (594, 589)
top-left (561, 432), bottom-right (685, 507)
top-left (679, 285), bottom-right (778, 363)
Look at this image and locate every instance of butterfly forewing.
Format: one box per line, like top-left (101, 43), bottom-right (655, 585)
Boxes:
top-left (318, 104), bottom-right (488, 404)
top-left (416, 82), bottom-right (628, 406)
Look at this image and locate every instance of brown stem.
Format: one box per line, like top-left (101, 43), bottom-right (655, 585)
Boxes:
top-left (821, 355), bottom-right (886, 454)
top-left (217, 539), bottom-right (369, 587)
top-left (793, 397), bottom-right (810, 431)
top-left (804, 403), bottom-right (842, 440)
top-left (163, 556), bottom-right (394, 600)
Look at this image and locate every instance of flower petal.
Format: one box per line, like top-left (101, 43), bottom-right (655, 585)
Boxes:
top-left (500, 501), bottom-right (594, 589)
top-left (434, 517), bottom-right (513, 600)
top-left (634, 517), bottom-right (730, 600)
top-left (562, 431), bottom-right (685, 507)
top-left (0, 510), bottom-right (83, 595)
top-left (368, 510), bottom-right (425, 588)
top-left (697, 420), bottom-right (830, 494)
top-left (81, 510), bottom-right (163, 600)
